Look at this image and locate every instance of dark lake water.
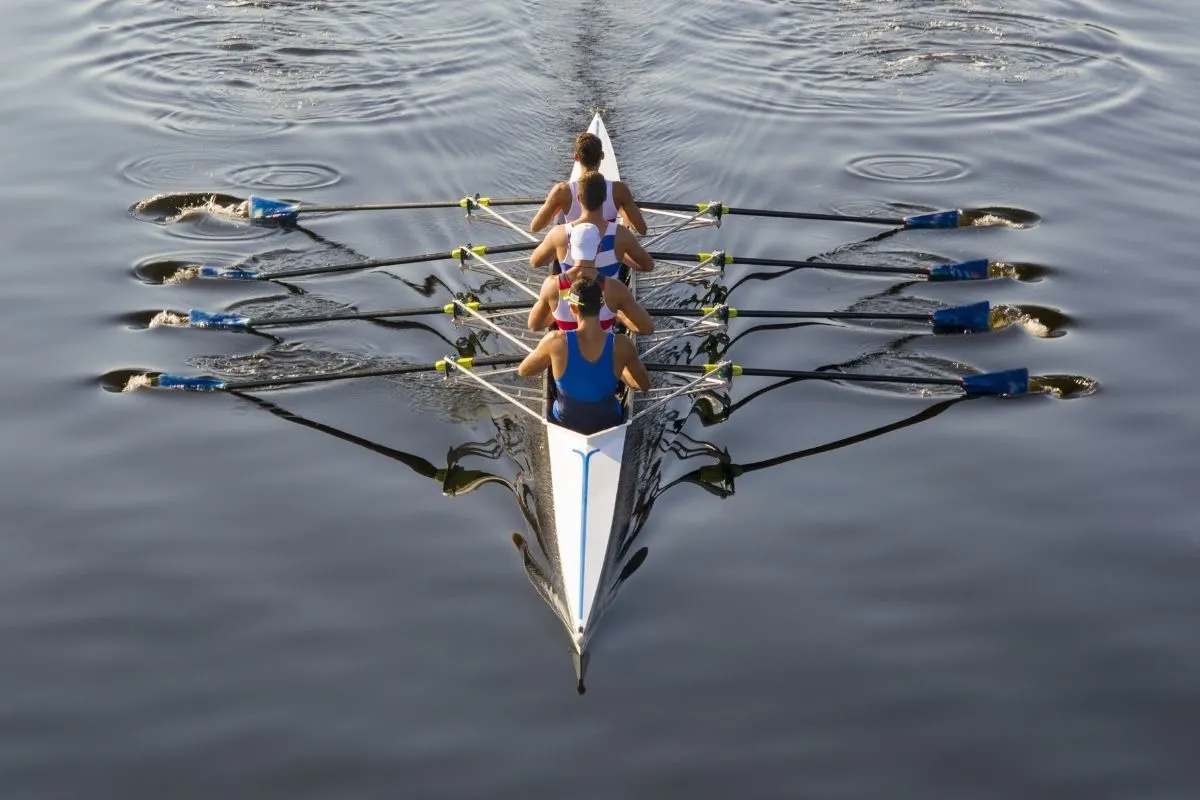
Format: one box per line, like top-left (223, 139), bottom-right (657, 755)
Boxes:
top-left (4, 0), bottom-right (1200, 796)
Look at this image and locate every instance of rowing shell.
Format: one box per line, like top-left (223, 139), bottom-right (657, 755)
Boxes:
top-left (441, 113), bottom-right (731, 675)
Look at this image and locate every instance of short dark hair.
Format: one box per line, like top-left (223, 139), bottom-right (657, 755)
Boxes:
top-left (574, 132), bottom-right (603, 170)
top-left (577, 171), bottom-right (607, 211)
top-left (567, 275), bottom-right (604, 316)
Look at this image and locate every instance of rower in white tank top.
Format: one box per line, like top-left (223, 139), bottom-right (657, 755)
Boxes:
top-left (563, 178), bottom-right (618, 223)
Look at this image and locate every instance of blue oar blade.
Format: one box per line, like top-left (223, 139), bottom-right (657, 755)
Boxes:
top-left (928, 258), bottom-right (990, 282)
top-left (903, 209), bottom-right (961, 229)
top-left (154, 373), bottom-right (228, 391)
top-left (187, 309), bottom-right (252, 330)
top-left (961, 367), bottom-right (1029, 396)
top-left (931, 301), bottom-right (990, 333)
top-left (197, 265), bottom-right (260, 281)
top-left (247, 195), bottom-right (299, 223)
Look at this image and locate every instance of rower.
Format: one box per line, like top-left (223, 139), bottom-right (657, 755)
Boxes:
top-left (518, 276), bottom-right (650, 435)
top-left (527, 222), bottom-right (655, 335)
top-left (529, 131), bottom-right (647, 235)
top-left (530, 172), bottom-right (654, 278)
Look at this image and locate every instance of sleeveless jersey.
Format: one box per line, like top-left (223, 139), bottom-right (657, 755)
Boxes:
top-left (552, 274), bottom-right (616, 331)
top-left (564, 177), bottom-right (618, 223)
top-left (552, 331), bottom-right (622, 434)
top-left (562, 220), bottom-right (619, 279)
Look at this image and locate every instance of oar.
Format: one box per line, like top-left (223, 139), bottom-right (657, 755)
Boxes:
top-left (649, 251), bottom-right (991, 281)
top-left (195, 242), bottom-right (537, 281)
top-left (640, 201), bottom-right (961, 229)
top-left (147, 355), bottom-right (523, 392)
top-left (183, 299), bottom-right (989, 334)
top-left (246, 195), bottom-right (542, 224)
top-left (185, 301), bottom-right (532, 331)
top-left (649, 301), bottom-right (992, 332)
top-left (650, 363), bottom-right (1031, 396)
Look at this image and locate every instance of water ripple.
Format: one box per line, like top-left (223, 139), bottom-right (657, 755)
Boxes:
top-left (847, 154), bottom-right (970, 183)
top-left (75, 0), bottom-right (521, 137)
top-left (666, 0), bottom-right (1141, 123)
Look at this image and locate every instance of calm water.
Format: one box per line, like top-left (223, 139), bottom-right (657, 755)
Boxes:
top-left (3, 0), bottom-right (1199, 796)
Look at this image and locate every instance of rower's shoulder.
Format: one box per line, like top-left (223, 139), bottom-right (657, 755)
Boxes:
top-left (611, 331), bottom-right (638, 357)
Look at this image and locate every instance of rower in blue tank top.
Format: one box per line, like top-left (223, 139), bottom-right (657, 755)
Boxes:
top-left (517, 275), bottom-right (651, 435)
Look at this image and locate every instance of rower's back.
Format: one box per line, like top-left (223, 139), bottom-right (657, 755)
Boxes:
top-left (551, 277), bottom-right (624, 435)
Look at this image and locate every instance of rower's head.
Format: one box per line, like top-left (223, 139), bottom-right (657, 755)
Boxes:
top-left (577, 171), bottom-right (607, 213)
top-left (568, 222), bottom-right (600, 268)
top-left (574, 132), bottom-right (603, 170)
top-left (567, 275), bottom-right (605, 318)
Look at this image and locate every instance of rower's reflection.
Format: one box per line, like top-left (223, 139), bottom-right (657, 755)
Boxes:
top-left (226, 346), bottom-right (971, 692)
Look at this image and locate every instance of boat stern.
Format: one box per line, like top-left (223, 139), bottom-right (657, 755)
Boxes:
top-left (544, 419), bottom-right (629, 651)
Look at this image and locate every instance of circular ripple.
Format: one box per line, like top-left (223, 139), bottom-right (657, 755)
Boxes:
top-left (121, 152), bottom-right (244, 190)
top-left (847, 154), bottom-right (970, 183)
top-left (75, 0), bottom-right (523, 138)
top-left (224, 163), bottom-right (342, 191)
top-left (666, 1), bottom-right (1143, 124)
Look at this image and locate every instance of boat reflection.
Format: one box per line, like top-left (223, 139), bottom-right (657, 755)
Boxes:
top-left (228, 366), bottom-right (967, 693)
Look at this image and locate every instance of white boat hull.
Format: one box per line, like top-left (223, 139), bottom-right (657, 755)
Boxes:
top-left (542, 113), bottom-right (631, 653)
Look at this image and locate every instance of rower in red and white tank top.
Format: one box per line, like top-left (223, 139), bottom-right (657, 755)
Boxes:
top-left (563, 177), bottom-right (618, 224)
top-left (553, 222), bottom-right (617, 330)
top-left (551, 273), bottom-right (617, 331)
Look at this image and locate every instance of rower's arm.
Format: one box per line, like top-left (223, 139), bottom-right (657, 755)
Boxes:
top-left (529, 227), bottom-right (562, 268)
top-left (517, 332), bottom-right (557, 378)
top-left (527, 279), bottom-right (557, 332)
top-left (529, 183), bottom-right (568, 233)
top-left (613, 181), bottom-right (647, 235)
top-left (607, 280), bottom-right (654, 335)
top-left (619, 229), bottom-right (655, 272)
top-left (615, 336), bottom-right (651, 391)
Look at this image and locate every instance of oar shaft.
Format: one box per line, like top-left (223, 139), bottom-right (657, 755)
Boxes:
top-left (644, 308), bottom-right (929, 321)
top-left (652, 363), bottom-right (961, 386)
top-left (226, 363), bottom-right (437, 390)
top-left (268, 242), bottom-right (537, 280)
top-left (648, 251), bottom-right (930, 277)
top-left (647, 364), bottom-right (1029, 395)
top-left (639, 201), bottom-right (904, 226)
top-left (158, 354), bottom-right (526, 392)
top-left (733, 367), bottom-right (961, 386)
top-left (297, 197), bottom-right (543, 214)
top-left (254, 300), bottom-right (530, 328)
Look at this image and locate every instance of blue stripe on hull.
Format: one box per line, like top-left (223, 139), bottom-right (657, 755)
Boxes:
top-left (572, 447), bottom-right (600, 624)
